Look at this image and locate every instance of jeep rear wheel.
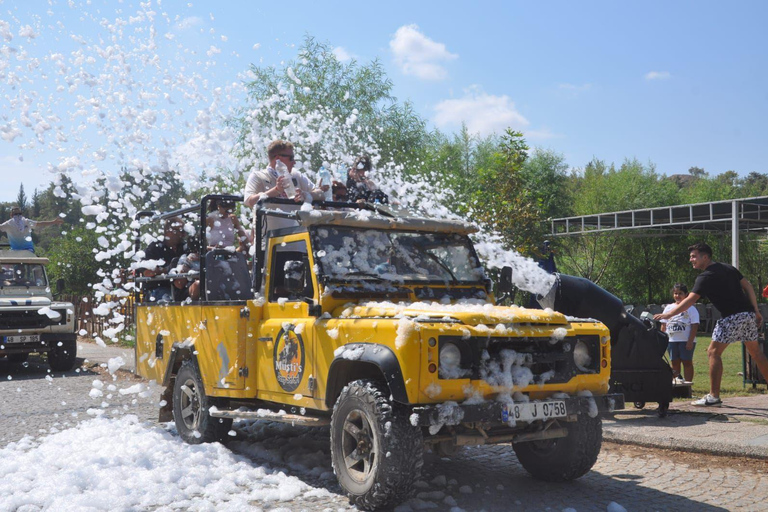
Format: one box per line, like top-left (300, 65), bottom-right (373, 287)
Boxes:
top-left (172, 360), bottom-right (232, 444)
top-left (330, 379), bottom-right (423, 511)
top-left (513, 415), bottom-right (602, 482)
top-left (48, 340), bottom-right (77, 371)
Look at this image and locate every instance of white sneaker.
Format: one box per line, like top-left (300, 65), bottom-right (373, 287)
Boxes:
top-left (691, 394), bottom-right (722, 406)
top-left (673, 376), bottom-right (685, 385)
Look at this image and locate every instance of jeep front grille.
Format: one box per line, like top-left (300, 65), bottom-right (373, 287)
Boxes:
top-left (438, 335), bottom-right (601, 383)
top-left (0, 309), bottom-right (67, 330)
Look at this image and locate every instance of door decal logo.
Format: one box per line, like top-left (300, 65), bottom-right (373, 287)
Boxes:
top-left (273, 326), bottom-right (305, 392)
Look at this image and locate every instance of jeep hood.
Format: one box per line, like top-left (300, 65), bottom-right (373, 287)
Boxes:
top-left (0, 296), bottom-right (52, 307)
top-left (335, 302), bottom-right (568, 326)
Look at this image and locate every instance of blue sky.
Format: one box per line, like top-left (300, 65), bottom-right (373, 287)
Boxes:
top-left (1, 0), bottom-right (767, 202)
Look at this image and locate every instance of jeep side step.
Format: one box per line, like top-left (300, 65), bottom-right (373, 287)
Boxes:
top-left (209, 407), bottom-right (330, 426)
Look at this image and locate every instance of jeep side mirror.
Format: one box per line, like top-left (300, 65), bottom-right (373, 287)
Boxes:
top-left (498, 266), bottom-right (513, 295)
top-left (56, 278), bottom-right (65, 295)
top-left (495, 266), bottom-right (515, 305)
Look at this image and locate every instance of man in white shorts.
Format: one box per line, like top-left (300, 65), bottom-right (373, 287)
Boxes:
top-left (655, 242), bottom-right (768, 406)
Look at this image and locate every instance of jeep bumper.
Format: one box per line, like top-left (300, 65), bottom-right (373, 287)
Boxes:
top-left (0, 332), bottom-right (77, 354)
top-left (409, 393), bottom-right (625, 427)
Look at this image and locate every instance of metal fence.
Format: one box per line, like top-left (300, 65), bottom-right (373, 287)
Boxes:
top-left (61, 294), bottom-right (134, 339)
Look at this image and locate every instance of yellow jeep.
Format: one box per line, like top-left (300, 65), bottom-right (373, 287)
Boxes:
top-left (134, 195), bottom-right (623, 510)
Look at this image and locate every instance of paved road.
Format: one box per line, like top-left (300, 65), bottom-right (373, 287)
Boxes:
top-left (2, 349), bottom-right (768, 511)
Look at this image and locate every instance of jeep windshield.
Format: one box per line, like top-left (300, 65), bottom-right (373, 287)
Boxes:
top-left (311, 227), bottom-right (486, 284)
top-left (0, 263), bottom-right (48, 288)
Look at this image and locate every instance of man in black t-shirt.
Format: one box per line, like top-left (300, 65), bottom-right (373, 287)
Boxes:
top-left (655, 242), bottom-right (768, 406)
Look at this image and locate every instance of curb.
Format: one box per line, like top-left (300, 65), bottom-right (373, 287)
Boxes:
top-left (603, 429), bottom-right (768, 460)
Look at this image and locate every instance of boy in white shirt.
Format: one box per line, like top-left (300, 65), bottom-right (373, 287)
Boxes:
top-left (659, 283), bottom-right (700, 383)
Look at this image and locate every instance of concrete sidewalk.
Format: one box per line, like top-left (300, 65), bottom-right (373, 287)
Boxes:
top-left (604, 395), bottom-right (768, 459)
top-left (75, 339), bottom-right (768, 459)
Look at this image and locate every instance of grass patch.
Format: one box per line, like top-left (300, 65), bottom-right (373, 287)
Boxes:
top-left (686, 335), bottom-right (767, 398)
top-left (117, 324), bottom-right (136, 348)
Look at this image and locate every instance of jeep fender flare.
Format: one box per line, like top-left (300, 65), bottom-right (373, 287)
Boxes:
top-left (325, 343), bottom-right (409, 408)
top-left (162, 343), bottom-right (197, 387)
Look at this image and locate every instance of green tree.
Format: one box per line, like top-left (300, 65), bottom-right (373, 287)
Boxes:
top-left (471, 130), bottom-right (544, 256)
top-left (15, 183), bottom-right (27, 213)
top-left (688, 166), bottom-right (707, 178)
top-left (31, 188), bottom-right (41, 217)
top-left (520, 148), bottom-right (572, 220)
top-left (557, 159), bottom-right (685, 302)
top-left (232, 36), bottom-right (429, 176)
top-left (741, 172), bottom-right (768, 197)
top-left (46, 227), bottom-right (104, 295)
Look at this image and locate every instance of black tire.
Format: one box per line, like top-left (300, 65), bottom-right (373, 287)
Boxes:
top-left (634, 401), bottom-right (646, 409)
top-left (172, 360), bottom-right (232, 444)
top-left (513, 415), bottom-right (603, 482)
top-left (48, 340), bottom-right (77, 371)
top-left (7, 353), bottom-right (29, 363)
top-left (657, 402), bottom-right (669, 418)
top-left (330, 379), bottom-right (423, 511)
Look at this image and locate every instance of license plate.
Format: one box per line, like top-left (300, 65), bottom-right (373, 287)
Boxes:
top-left (3, 334), bottom-right (40, 344)
top-left (503, 400), bottom-right (567, 422)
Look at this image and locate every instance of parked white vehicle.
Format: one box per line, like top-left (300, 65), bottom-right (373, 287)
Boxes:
top-left (0, 250), bottom-right (77, 370)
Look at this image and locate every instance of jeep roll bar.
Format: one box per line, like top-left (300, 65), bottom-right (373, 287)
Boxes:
top-left (132, 194), bottom-right (244, 304)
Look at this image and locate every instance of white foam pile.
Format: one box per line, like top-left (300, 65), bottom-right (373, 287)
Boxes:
top-left (0, 416), bottom-right (326, 511)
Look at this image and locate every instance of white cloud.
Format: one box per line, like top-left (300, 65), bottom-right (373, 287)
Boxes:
top-left (333, 46), bottom-right (354, 63)
top-left (389, 24), bottom-right (457, 81)
top-left (433, 86), bottom-right (529, 137)
top-left (645, 71), bottom-right (671, 81)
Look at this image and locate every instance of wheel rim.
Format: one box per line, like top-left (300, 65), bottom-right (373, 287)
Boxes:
top-left (179, 378), bottom-right (201, 431)
top-left (341, 409), bottom-right (377, 484)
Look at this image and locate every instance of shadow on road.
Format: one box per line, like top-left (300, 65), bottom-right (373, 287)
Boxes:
top-left (216, 419), bottom-right (731, 511)
top-left (0, 354), bottom-right (97, 381)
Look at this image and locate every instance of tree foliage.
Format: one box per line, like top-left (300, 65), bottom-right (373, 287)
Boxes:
top-left (232, 36), bottom-right (429, 175)
top-left (46, 227), bottom-right (105, 295)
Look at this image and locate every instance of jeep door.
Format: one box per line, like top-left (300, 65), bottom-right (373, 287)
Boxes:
top-left (257, 235), bottom-right (319, 402)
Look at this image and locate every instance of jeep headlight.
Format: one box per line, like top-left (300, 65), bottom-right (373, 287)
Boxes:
top-left (439, 343), bottom-right (461, 371)
top-left (573, 340), bottom-right (592, 371)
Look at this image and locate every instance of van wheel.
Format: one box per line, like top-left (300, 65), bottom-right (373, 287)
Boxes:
top-left (7, 353), bottom-right (29, 363)
top-left (48, 340), bottom-right (77, 371)
top-left (513, 415), bottom-right (602, 482)
top-left (172, 360), bottom-right (232, 444)
top-left (330, 379), bottom-right (423, 510)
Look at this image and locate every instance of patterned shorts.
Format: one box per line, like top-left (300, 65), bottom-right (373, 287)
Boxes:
top-left (712, 311), bottom-right (759, 344)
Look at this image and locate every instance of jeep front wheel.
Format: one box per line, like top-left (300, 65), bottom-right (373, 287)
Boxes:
top-left (513, 415), bottom-right (602, 482)
top-left (48, 340), bottom-right (77, 371)
top-left (172, 360), bottom-right (232, 444)
top-left (330, 379), bottom-right (423, 511)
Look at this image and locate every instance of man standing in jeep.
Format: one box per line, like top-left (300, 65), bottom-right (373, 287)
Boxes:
top-left (0, 206), bottom-right (64, 252)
